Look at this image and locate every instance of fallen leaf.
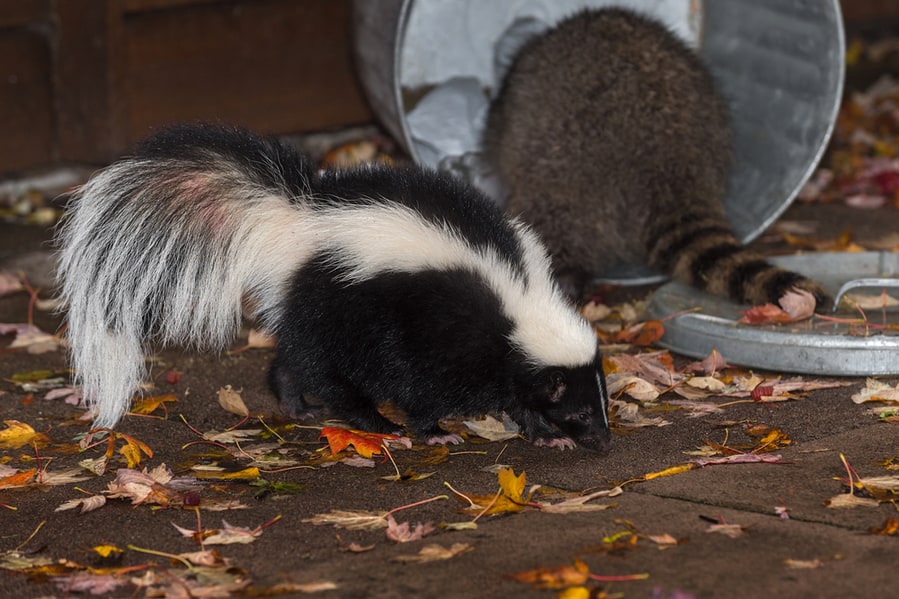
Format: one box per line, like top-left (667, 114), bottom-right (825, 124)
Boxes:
top-left (0, 270), bottom-right (22, 297)
top-left (739, 303), bottom-right (794, 325)
top-left (463, 413), bottom-right (521, 441)
top-left (104, 464), bottom-right (181, 506)
top-left (851, 378), bottom-right (899, 404)
top-left (607, 375), bottom-right (660, 401)
top-left (381, 468), bottom-right (435, 482)
top-left (507, 558), bottom-right (590, 590)
top-left (537, 488), bottom-right (621, 514)
top-left (857, 475), bottom-right (899, 500)
top-left (202, 429), bottom-right (264, 444)
top-left (192, 466), bottom-right (261, 481)
top-left (0, 468), bottom-right (36, 489)
top-left (1, 323), bottom-right (61, 353)
top-left (611, 400), bottom-right (671, 428)
top-left (869, 517), bottom-right (899, 535)
top-left (684, 349), bottom-right (729, 375)
top-left (0, 420), bottom-right (50, 449)
top-left (705, 523), bottom-right (748, 538)
top-left (217, 386), bottom-right (249, 417)
top-left (92, 544), bottom-right (124, 559)
top-left (52, 573), bottom-right (127, 595)
top-left (686, 376), bottom-right (727, 392)
top-left (693, 454), bottom-right (785, 467)
top-left (391, 543), bottom-right (474, 563)
top-left (615, 320), bottom-right (665, 346)
top-left (129, 393), bottom-right (178, 416)
top-left (824, 493), bottom-right (880, 508)
top-left (647, 534), bottom-right (680, 547)
top-left (55, 493), bottom-right (107, 514)
top-left (385, 515), bottom-right (435, 543)
top-left (303, 509), bottom-right (389, 531)
top-left (320, 427), bottom-right (407, 458)
top-left (643, 464), bottom-right (696, 480)
top-left (785, 559), bottom-right (823, 569)
top-left (173, 516), bottom-right (279, 545)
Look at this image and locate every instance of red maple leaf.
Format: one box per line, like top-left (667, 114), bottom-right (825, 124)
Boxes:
top-left (320, 427), bottom-right (403, 458)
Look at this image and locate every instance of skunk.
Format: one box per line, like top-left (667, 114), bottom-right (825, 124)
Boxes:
top-left (56, 124), bottom-right (610, 450)
top-left (483, 8), bottom-right (828, 306)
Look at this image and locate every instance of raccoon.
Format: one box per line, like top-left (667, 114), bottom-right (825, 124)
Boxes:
top-left (483, 7), bottom-right (828, 307)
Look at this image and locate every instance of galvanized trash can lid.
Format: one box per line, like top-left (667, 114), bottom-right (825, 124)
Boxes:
top-left (645, 252), bottom-right (899, 376)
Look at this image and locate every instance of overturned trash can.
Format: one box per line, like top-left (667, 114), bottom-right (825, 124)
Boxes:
top-left (351, 0), bottom-right (876, 375)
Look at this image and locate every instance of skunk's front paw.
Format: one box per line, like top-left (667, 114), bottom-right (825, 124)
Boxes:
top-left (425, 433), bottom-right (464, 446)
top-left (533, 436), bottom-right (577, 450)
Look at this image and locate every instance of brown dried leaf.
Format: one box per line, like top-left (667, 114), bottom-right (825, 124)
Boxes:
top-left (824, 493), bottom-right (879, 509)
top-left (385, 515), bottom-right (435, 543)
top-left (217, 385), bottom-right (249, 417)
top-left (391, 543), bottom-right (474, 563)
top-left (705, 523), bottom-right (749, 538)
top-left (303, 509), bottom-right (389, 531)
top-left (463, 414), bottom-right (520, 441)
top-left (55, 495), bottom-right (107, 514)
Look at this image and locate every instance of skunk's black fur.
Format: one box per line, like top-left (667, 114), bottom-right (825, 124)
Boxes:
top-left (57, 123), bottom-right (609, 449)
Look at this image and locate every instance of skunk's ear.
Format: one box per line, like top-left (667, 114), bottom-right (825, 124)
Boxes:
top-left (550, 371), bottom-right (567, 403)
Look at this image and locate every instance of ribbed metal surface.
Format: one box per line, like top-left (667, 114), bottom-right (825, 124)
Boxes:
top-left (351, 0), bottom-right (845, 283)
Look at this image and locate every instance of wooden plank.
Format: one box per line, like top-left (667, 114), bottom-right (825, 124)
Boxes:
top-left (121, 0), bottom-right (371, 143)
top-left (840, 0), bottom-right (899, 24)
top-left (0, 31), bottom-right (53, 174)
top-left (121, 0), bottom-right (223, 14)
top-left (0, 0), bottom-right (49, 29)
top-left (56, 1), bottom-right (126, 163)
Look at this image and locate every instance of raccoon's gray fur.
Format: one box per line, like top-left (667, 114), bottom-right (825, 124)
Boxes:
top-left (483, 7), bottom-right (827, 306)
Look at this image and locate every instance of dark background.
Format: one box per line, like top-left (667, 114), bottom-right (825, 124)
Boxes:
top-left (1, 0), bottom-right (898, 177)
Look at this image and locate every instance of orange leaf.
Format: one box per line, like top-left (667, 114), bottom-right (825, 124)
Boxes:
top-left (0, 468), bottom-right (37, 489)
top-left (739, 303), bottom-right (794, 325)
top-left (320, 427), bottom-right (401, 458)
top-left (870, 517), bottom-right (899, 536)
top-left (129, 393), bottom-right (178, 416)
top-left (508, 558), bottom-right (591, 590)
top-left (615, 320), bottom-right (664, 346)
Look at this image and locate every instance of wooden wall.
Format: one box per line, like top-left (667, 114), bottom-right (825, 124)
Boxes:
top-left (1, 0), bottom-right (898, 175)
top-left (0, 0), bottom-right (371, 175)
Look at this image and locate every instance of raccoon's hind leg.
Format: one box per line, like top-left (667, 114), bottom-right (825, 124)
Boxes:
top-left (645, 210), bottom-right (831, 309)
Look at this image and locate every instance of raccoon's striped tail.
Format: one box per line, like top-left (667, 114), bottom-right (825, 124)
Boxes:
top-left (55, 124), bottom-right (319, 428)
top-left (644, 208), bottom-right (829, 308)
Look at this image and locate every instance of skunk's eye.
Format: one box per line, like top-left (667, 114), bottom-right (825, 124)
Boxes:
top-left (578, 412), bottom-right (591, 424)
top-left (551, 371), bottom-right (566, 387)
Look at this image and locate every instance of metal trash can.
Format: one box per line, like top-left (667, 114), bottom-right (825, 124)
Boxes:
top-left (352, 0), bottom-right (845, 282)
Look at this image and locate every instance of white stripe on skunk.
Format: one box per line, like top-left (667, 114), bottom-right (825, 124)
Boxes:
top-left (56, 124), bottom-right (606, 449)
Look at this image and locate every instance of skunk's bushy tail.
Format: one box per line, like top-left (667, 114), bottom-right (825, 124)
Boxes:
top-left (56, 124), bottom-right (319, 427)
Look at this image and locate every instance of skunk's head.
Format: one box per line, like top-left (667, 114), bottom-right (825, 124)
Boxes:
top-left (523, 355), bottom-right (611, 451)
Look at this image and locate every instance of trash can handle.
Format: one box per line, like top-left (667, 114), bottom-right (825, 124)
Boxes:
top-left (831, 278), bottom-right (899, 312)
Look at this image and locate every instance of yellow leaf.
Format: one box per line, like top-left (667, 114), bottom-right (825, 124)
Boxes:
top-left (497, 468), bottom-right (526, 503)
top-left (119, 444), bottom-right (142, 469)
top-left (193, 466), bottom-right (261, 480)
top-left (0, 420), bottom-right (49, 449)
top-left (92, 545), bottom-right (124, 558)
top-left (558, 587), bottom-right (592, 599)
top-left (643, 464), bottom-right (695, 480)
top-left (128, 393), bottom-right (178, 416)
